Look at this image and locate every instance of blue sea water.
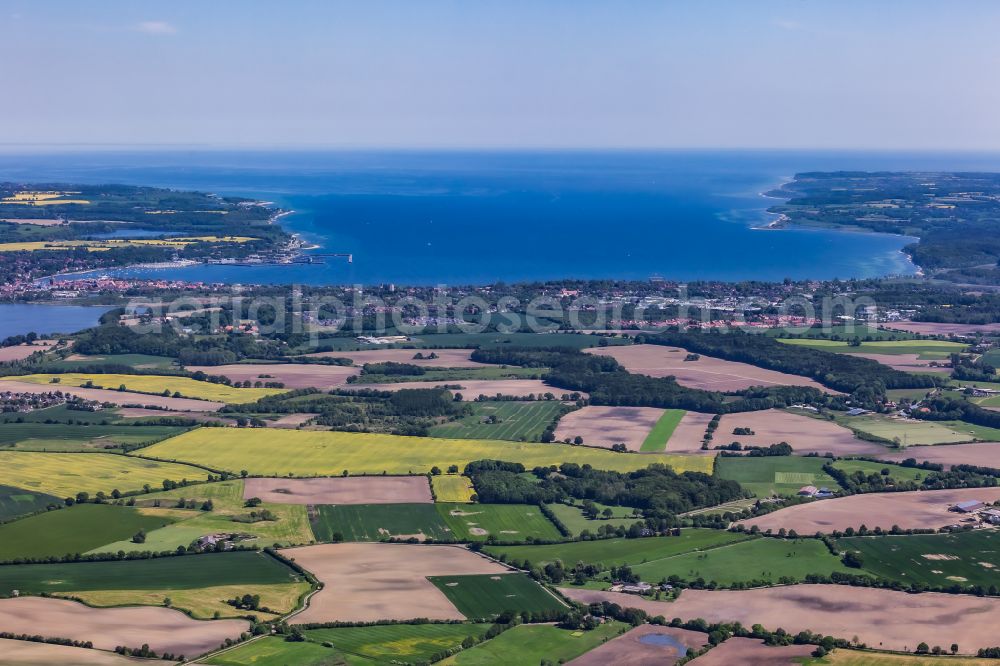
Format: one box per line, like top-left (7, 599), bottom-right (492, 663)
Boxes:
top-left (2, 150), bottom-right (1000, 285)
top-left (0, 304), bottom-right (111, 340)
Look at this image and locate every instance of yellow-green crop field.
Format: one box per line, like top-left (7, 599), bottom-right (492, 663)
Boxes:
top-left (137, 429), bottom-right (715, 477)
top-left (432, 474), bottom-right (476, 502)
top-left (2, 373), bottom-right (283, 403)
top-left (0, 236), bottom-right (256, 252)
top-left (0, 451), bottom-right (211, 497)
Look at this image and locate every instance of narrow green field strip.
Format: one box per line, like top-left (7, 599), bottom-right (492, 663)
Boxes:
top-left (640, 409), bottom-right (685, 452)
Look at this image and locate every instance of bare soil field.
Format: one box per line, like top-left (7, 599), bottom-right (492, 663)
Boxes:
top-left (0, 380), bottom-right (224, 412)
top-left (0, 340), bottom-right (57, 362)
top-left (739, 487), bottom-right (1000, 534)
top-left (879, 442), bottom-right (1000, 469)
top-left (0, 217), bottom-right (65, 226)
top-left (244, 476), bottom-right (433, 505)
top-left (664, 411), bottom-right (716, 454)
top-left (371, 379), bottom-right (580, 399)
top-left (718, 409), bottom-right (886, 456)
top-left (0, 638), bottom-right (156, 665)
top-left (270, 413), bottom-right (316, 428)
top-left (281, 543), bottom-right (509, 623)
top-left (561, 586), bottom-right (1000, 653)
top-left (568, 624), bottom-right (707, 666)
top-left (185, 363), bottom-right (359, 389)
top-left (0, 597), bottom-right (248, 658)
top-left (586, 345), bottom-right (835, 392)
top-left (688, 638), bottom-right (815, 665)
top-left (883, 321), bottom-right (1000, 336)
top-left (302, 348), bottom-right (488, 367)
top-left (854, 353), bottom-right (951, 373)
top-left (554, 406), bottom-right (665, 451)
top-left (114, 407), bottom-right (234, 424)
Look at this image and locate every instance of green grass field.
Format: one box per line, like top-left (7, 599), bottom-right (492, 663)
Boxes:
top-left (0, 483), bottom-right (62, 522)
top-left (44, 353), bottom-right (178, 370)
top-left (631, 536), bottom-right (852, 585)
top-left (484, 530), bottom-right (752, 568)
top-left (0, 423), bottom-right (185, 452)
top-left (0, 451), bottom-right (211, 497)
top-left (204, 638), bottom-right (361, 666)
top-left (840, 414), bottom-right (977, 445)
top-left (0, 503), bottom-right (178, 560)
top-left (432, 475), bottom-right (475, 502)
top-left (94, 479), bottom-right (313, 552)
top-left (640, 409), bottom-right (685, 452)
top-left (837, 530), bottom-right (1000, 589)
top-left (715, 455), bottom-right (839, 497)
top-left (777, 338), bottom-right (966, 359)
top-left (311, 503), bottom-right (451, 541)
top-left (545, 501), bottom-right (643, 536)
top-left (830, 459), bottom-right (925, 482)
top-left (439, 622), bottom-right (626, 666)
top-left (304, 623), bottom-right (492, 663)
top-left (1, 404), bottom-right (122, 424)
top-left (0, 550), bottom-right (298, 594)
top-left (438, 503), bottom-right (563, 542)
top-left (428, 401), bottom-right (568, 442)
top-left (428, 573), bottom-right (565, 618)
top-left (138, 428), bottom-right (713, 477)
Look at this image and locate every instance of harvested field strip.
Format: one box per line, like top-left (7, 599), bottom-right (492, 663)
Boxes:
top-left (0, 551), bottom-right (301, 594)
top-left (0, 483), bottom-right (61, 522)
top-left (0, 451), bottom-right (210, 497)
top-left (310, 503), bottom-right (452, 541)
top-left (243, 475), bottom-right (433, 505)
top-left (428, 574), bottom-right (566, 618)
top-left (641, 409), bottom-right (685, 452)
top-left (1, 373), bottom-right (284, 404)
top-left (439, 622), bottom-right (626, 665)
top-left (0, 596), bottom-right (249, 658)
top-left (0, 504), bottom-right (178, 561)
top-left (437, 503), bottom-right (563, 542)
top-left (484, 530), bottom-right (752, 568)
top-left (303, 623), bottom-right (493, 663)
top-left (429, 401), bottom-right (568, 442)
top-left (0, 638), bottom-right (158, 665)
top-left (138, 428), bottom-right (714, 476)
top-left (432, 474), bottom-right (476, 503)
top-left (0, 379), bottom-right (225, 411)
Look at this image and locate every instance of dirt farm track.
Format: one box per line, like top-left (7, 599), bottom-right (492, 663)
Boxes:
top-left (562, 586), bottom-right (1000, 653)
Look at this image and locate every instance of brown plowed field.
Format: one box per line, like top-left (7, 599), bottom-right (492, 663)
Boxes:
top-left (688, 638), bottom-right (814, 665)
top-left (244, 476), bottom-right (433, 505)
top-left (716, 409), bottom-right (886, 456)
top-left (0, 380), bottom-right (223, 411)
top-left (568, 624), bottom-right (707, 665)
top-left (554, 406), bottom-right (665, 451)
top-left (185, 363), bottom-right (359, 389)
top-left (879, 442), bottom-right (1000, 469)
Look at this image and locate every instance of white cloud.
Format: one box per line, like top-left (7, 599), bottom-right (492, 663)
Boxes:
top-left (135, 20), bottom-right (176, 35)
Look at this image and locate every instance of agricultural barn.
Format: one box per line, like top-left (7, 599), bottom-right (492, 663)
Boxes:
top-left (953, 500), bottom-right (986, 513)
top-left (798, 485), bottom-right (818, 497)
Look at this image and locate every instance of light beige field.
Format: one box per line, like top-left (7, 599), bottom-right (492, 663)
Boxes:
top-left (883, 321), bottom-right (1000, 336)
top-left (664, 411), bottom-right (716, 454)
top-left (687, 638), bottom-right (815, 665)
top-left (372, 379), bottom-right (578, 398)
top-left (281, 543), bottom-right (510, 623)
top-left (270, 413), bottom-right (316, 428)
top-left (586, 345), bottom-right (835, 392)
top-left (0, 638), bottom-right (157, 665)
top-left (114, 407), bottom-right (234, 424)
top-left (301, 348), bottom-right (488, 367)
top-left (561, 586), bottom-right (1000, 653)
top-left (880, 442), bottom-right (1000, 469)
top-left (244, 476), bottom-right (433, 505)
top-left (0, 597), bottom-right (248, 658)
top-left (568, 624), bottom-right (707, 666)
top-left (853, 353), bottom-right (951, 373)
top-left (0, 379), bottom-right (224, 411)
top-left (739, 487), bottom-right (1000, 534)
top-left (0, 340), bottom-right (58, 362)
top-left (0, 217), bottom-right (65, 226)
top-left (554, 406), bottom-right (665, 451)
top-left (717, 409), bottom-right (887, 456)
top-left (185, 363), bottom-right (359, 389)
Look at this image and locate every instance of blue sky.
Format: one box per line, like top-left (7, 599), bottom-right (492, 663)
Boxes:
top-left (2, 1), bottom-right (999, 149)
